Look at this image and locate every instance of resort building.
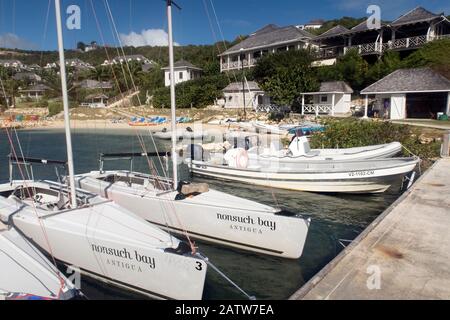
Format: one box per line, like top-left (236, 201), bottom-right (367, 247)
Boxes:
top-left (360, 68), bottom-right (450, 120)
top-left (12, 72), bottom-right (42, 84)
top-left (0, 59), bottom-right (25, 70)
top-left (18, 84), bottom-right (51, 101)
top-left (221, 81), bottom-right (270, 109)
top-left (45, 58), bottom-right (93, 70)
top-left (219, 24), bottom-right (314, 72)
top-left (300, 81), bottom-right (354, 116)
top-left (162, 60), bottom-right (202, 87)
top-left (298, 19), bottom-right (325, 30)
top-left (313, 7), bottom-right (450, 65)
top-left (81, 94), bottom-right (109, 108)
top-left (78, 79), bottom-right (113, 90)
top-left (103, 55), bottom-right (153, 66)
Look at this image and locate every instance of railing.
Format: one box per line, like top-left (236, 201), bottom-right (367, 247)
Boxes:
top-left (221, 58), bottom-right (259, 71)
top-left (313, 47), bottom-right (340, 59)
top-left (345, 35), bottom-right (434, 55)
top-left (302, 104), bottom-right (333, 116)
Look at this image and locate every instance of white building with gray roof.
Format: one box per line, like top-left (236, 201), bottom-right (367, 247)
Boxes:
top-left (313, 6), bottom-right (450, 65)
top-left (361, 68), bottom-right (450, 120)
top-left (221, 81), bottom-right (270, 109)
top-left (300, 81), bottom-right (354, 116)
top-left (162, 60), bottom-right (202, 87)
top-left (219, 24), bottom-right (314, 72)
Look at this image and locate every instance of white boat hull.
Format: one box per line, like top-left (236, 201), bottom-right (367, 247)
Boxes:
top-left (0, 181), bottom-right (207, 300)
top-left (187, 158), bottom-right (419, 194)
top-left (251, 142), bottom-right (403, 162)
top-left (75, 172), bottom-right (311, 259)
top-left (0, 225), bottom-right (77, 300)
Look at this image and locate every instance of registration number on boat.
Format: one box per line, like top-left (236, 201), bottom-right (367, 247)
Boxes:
top-left (349, 170), bottom-right (375, 177)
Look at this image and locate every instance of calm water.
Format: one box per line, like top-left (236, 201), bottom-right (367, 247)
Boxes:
top-left (0, 128), bottom-right (401, 300)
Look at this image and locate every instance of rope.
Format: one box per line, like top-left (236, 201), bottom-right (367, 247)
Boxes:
top-left (401, 144), bottom-right (422, 175)
top-left (196, 252), bottom-right (256, 300)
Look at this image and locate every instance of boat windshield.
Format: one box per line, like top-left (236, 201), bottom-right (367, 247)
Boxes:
top-left (99, 174), bottom-right (173, 191)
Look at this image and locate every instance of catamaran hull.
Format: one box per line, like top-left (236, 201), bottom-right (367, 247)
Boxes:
top-left (0, 226), bottom-right (76, 300)
top-left (187, 160), bottom-right (418, 194)
top-left (76, 174), bottom-right (310, 259)
top-left (0, 182), bottom-right (207, 300)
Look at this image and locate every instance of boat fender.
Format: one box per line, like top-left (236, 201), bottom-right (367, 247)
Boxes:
top-left (224, 148), bottom-right (249, 169)
top-left (180, 183), bottom-right (209, 196)
top-left (165, 241), bottom-right (192, 255)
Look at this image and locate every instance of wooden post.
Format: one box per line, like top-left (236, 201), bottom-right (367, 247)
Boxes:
top-left (364, 95), bottom-right (369, 119)
top-left (301, 95), bottom-right (305, 115)
top-left (331, 94), bottom-right (335, 116)
top-left (447, 92), bottom-right (450, 115)
top-left (442, 131), bottom-right (450, 157)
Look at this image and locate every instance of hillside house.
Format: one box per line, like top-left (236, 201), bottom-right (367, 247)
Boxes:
top-left (219, 24), bottom-right (314, 72)
top-left (313, 7), bottom-right (450, 65)
top-left (162, 60), bottom-right (202, 87)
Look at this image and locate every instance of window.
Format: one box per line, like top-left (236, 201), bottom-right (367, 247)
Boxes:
top-left (179, 72), bottom-right (183, 80)
top-left (321, 95), bottom-right (328, 103)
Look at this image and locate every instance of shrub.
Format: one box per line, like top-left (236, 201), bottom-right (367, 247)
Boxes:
top-left (309, 119), bottom-right (440, 163)
top-left (48, 102), bottom-right (63, 117)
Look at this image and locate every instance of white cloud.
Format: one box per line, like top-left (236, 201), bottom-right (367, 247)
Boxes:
top-left (119, 29), bottom-right (180, 47)
top-left (0, 33), bottom-right (37, 50)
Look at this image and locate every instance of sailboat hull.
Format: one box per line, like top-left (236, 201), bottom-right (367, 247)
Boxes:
top-left (0, 225), bottom-right (77, 300)
top-left (75, 172), bottom-right (311, 259)
top-left (0, 181), bottom-right (207, 300)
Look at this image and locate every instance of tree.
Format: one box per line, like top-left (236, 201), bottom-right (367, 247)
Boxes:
top-left (253, 50), bottom-right (319, 105)
top-left (367, 50), bottom-right (402, 83)
top-left (77, 42), bottom-right (86, 52)
top-left (403, 39), bottom-right (450, 79)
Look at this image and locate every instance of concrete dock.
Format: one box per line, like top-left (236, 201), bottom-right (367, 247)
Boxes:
top-left (291, 158), bottom-right (450, 300)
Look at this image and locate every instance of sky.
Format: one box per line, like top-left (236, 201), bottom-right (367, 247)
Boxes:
top-left (0, 0), bottom-right (449, 51)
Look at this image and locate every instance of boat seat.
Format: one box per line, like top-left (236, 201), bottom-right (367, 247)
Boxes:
top-left (0, 221), bottom-right (7, 231)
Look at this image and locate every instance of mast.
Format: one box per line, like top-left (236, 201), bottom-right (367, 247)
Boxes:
top-left (167, 0), bottom-right (178, 190)
top-left (54, 0), bottom-right (77, 208)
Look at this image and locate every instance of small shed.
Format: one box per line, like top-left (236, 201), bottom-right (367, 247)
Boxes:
top-left (82, 94), bottom-right (109, 108)
top-left (222, 81), bottom-right (270, 109)
top-left (300, 81), bottom-right (353, 116)
top-left (361, 68), bottom-right (450, 120)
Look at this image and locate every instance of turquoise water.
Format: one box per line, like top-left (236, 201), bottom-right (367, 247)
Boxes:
top-left (0, 128), bottom-right (401, 300)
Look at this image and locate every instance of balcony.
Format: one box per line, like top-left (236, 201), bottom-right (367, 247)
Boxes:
top-left (314, 34), bottom-right (450, 61)
top-left (345, 34), bottom-right (447, 55)
top-left (221, 58), bottom-right (259, 72)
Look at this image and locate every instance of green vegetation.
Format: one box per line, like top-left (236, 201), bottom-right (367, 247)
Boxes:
top-left (310, 119), bottom-right (441, 163)
top-left (308, 17), bottom-right (366, 35)
top-left (152, 74), bottom-right (229, 108)
top-left (253, 50), bottom-right (319, 105)
top-left (47, 101), bottom-right (63, 117)
top-left (316, 39), bottom-right (450, 91)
